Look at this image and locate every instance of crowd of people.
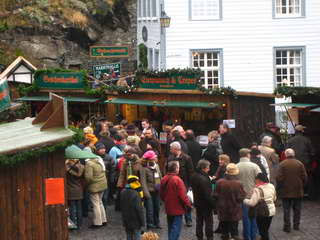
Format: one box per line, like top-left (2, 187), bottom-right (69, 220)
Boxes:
top-left (65, 118), bottom-right (316, 240)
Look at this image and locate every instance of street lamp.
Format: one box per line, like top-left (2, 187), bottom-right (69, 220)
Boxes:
top-left (160, 11), bottom-right (171, 28)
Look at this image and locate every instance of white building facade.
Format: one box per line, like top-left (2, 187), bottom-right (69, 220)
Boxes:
top-left (137, 0), bottom-right (320, 94)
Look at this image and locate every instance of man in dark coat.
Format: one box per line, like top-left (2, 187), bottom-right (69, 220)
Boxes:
top-left (286, 125), bottom-right (315, 169)
top-left (160, 161), bottom-right (192, 240)
top-left (167, 141), bottom-right (194, 227)
top-left (139, 128), bottom-right (161, 155)
top-left (185, 129), bottom-right (202, 168)
top-left (172, 129), bottom-right (189, 154)
top-left (214, 163), bottom-right (246, 240)
top-left (259, 122), bottom-right (284, 155)
top-left (277, 148), bottom-right (308, 233)
top-left (120, 175), bottom-right (145, 240)
top-left (191, 160), bottom-right (216, 240)
top-left (219, 124), bottom-right (241, 163)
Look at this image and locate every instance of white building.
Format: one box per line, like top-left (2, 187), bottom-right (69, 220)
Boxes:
top-left (137, 0), bottom-right (320, 94)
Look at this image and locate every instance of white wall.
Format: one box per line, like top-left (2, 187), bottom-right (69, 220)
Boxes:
top-left (164, 0), bottom-right (320, 93)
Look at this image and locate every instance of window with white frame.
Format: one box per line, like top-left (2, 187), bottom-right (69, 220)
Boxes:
top-left (275, 48), bottom-right (304, 87)
top-left (138, 0), bottom-right (142, 18)
top-left (143, 0), bottom-right (147, 17)
top-left (152, 0), bottom-right (157, 17)
top-left (275, 0), bottom-right (303, 17)
top-left (191, 50), bottom-right (221, 89)
top-left (191, 0), bottom-right (220, 20)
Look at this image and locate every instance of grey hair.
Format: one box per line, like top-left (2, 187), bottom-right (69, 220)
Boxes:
top-left (262, 136), bottom-right (272, 146)
top-left (197, 159), bottom-right (211, 170)
top-left (170, 141), bottom-right (181, 150)
top-left (285, 148), bottom-right (295, 158)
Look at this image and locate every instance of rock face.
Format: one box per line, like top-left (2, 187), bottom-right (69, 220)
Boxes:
top-left (0, 0), bottom-right (137, 74)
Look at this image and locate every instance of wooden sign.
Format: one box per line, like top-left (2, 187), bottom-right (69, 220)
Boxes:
top-left (0, 80), bottom-right (10, 112)
top-left (35, 72), bottom-right (85, 89)
top-left (90, 45), bottom-right (130, 58)
top-left (138, 75), bottom-right (198, 90)
top-left (45, 178), bottom-right (65, 205)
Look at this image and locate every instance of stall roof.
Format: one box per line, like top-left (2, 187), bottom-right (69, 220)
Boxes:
top-left (310, 107), bottom-right (320, 112)
top-left (17, 96), bottom-right (99, 103)
top-left (0, 118), bottom-right (74, 155)
top-left (271, 103), bottom-right (319, 108)
top-left (104, 98), bottom-right (220, 108)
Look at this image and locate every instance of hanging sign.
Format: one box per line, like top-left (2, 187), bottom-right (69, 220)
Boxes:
top-left (92, 63), bottom-right (121, 80)
top-left (0, 80), bottom-right (11, 112)
top-left (138, 75), bottom-right (198, 90)
top-left (35, 72), bottom-right (85, 89)
top-left (45, 178), bottom-right (65, 205)
top-left (90, 45), bottom-right (130, 58)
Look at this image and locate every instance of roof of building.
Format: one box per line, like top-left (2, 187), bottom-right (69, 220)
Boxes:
top-left (0, 56), bottom-right (37, 82)
top-left (0, 118), bottom-right (74, 155)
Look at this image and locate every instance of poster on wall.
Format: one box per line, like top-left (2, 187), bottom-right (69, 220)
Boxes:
top-left (45, 178), bottom-right (65, 205)
top-left (223, 119), bottom-right (236, 128)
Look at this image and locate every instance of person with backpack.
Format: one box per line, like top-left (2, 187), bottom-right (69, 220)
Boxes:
top-left (244, 173), bottom-right (276, 240)
top-left (250, 148), bottom-right (270, 181)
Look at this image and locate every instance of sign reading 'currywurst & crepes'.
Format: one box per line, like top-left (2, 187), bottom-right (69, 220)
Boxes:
top-left (35, 72), bottom-right (85, 89)
top-left (138, 76), bottom-right (198, 90)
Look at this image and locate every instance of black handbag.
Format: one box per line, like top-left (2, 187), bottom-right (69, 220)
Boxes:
top-left (248, 187), bottom-right (270, 218)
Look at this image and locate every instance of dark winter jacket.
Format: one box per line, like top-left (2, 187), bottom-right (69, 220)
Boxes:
top-left (185, 139), bottom-right (202, 169)
top-left (214, 175), bottom-right (246, 221)
top-left (214, 165), bottom-right (227, 181)
top-left (65, 160), bottom-right (85, 200)
top-left (173, 137), bottom-right (189, 155)
top-left (220, 133), bottom-right (241, 163)
top-left (191, 169), bottom-right (215, 211)
top-left (139, 137), bottom-right (161, 156)
top-left (100, 137), bottom-right (116, 153)
top-left (160, 173), bottom-right (191, 216)
top-left (276, 157), bottom-right (308, 198)
top-left (286, 132), bottom-right (315, 164)
top-left (120, 187), bottom-right (145, 230)
top-left (167, 152), bottom-right (194, 188)
top-left (203, 143), bottom-right (220, 175)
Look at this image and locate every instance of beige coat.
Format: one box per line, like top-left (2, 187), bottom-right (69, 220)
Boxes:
top-left (258, 145), bottom-right (279, 184)
top-left (244, 183), bottom-right (277, 216)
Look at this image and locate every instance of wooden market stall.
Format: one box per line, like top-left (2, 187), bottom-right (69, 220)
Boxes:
top-left (0, 94), bottom-right (74, 240)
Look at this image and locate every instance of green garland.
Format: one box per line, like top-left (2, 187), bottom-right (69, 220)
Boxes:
top-left (136, 68), bottom-right (237, 98)
top-left (0, 127), bottom-right (84, 167)
top-left (274, 86), bottom-right (320, 97)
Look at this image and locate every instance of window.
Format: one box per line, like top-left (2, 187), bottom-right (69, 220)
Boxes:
top-left (274, 48), bottom-right (305, 87)
top-left (138, 0), bottom-right (142, 18)
top-left (274, 0), bottom-right (304, 17)
top-left (191, 50), bottom-right (222, 88)
top-left (147, 0), bottom-right (151, 17)
top-left (190, 0), bottom-right (221, 20)
top-left (148, 48), bottom-right (154, 70)
top-left (143, 0), bottom-right (147, 17)
top-left (154, 50), bottom-right (159, 70)
top-left (152, 0), bottom-right (157, 17)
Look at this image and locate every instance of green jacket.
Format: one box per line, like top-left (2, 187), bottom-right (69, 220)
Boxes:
top-left (85, 159), bottom-right (108, 193)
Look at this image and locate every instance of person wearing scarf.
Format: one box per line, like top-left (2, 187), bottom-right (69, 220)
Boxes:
top-left (120, 175), bottom-right (145, 240)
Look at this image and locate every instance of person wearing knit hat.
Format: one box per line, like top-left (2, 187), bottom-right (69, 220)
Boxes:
top-left (120, 175), bottom-right (145, 240)
top-left (84, 126), bottom-right (98, 146)
top-left (214, 163), bottom-right (246, 240)
top-left (142, 150), bottom-right (162, 229)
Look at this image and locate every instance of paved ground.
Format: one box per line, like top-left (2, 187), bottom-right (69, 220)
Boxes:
top-left (69, 200), bottom-right (320, 240)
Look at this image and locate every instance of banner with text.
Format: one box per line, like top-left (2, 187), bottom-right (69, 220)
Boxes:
top-left (0, 80), bottom-right (11, 112)
top-left (35, 72), bottom-right (85, 89)
top-left (90, 45), bottom-right (130, 58)
top-left (137, 74), bottom-right (198, 90)
top-left (93, 63), bottom-right (121, 79)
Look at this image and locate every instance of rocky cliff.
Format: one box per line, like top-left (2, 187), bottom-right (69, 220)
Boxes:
top-left (0, 0), bottom-right (137, 73)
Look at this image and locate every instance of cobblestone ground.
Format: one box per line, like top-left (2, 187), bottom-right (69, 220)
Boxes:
top-left (69, 200), bottom-right (320, 240)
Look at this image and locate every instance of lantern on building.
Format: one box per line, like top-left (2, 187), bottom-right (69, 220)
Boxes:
top-left (160, 11), bottom-right (171, 28)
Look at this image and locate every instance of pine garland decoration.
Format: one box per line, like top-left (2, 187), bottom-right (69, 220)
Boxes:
top-left (274, 86), bottom-right (320, 97)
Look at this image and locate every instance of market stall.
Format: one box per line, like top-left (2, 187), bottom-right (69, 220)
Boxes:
top-left (0, 94), bottom-right (78, 240)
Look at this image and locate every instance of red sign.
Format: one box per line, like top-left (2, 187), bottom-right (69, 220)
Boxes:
top-left (45, 178), bottom-right (65, 205)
